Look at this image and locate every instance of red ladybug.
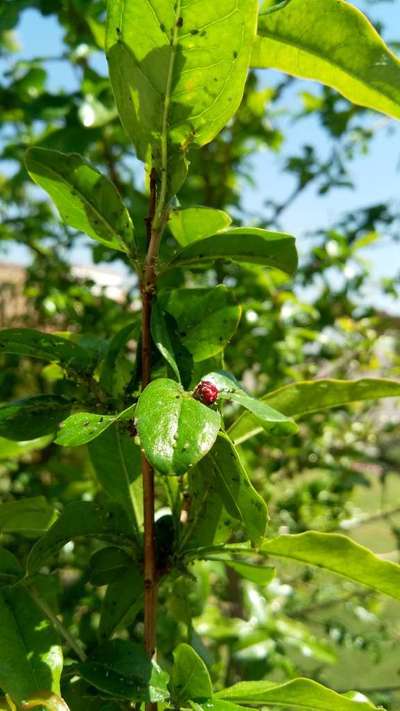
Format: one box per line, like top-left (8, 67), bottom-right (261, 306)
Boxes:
top-left (193, 380), bottom-right (219, 406)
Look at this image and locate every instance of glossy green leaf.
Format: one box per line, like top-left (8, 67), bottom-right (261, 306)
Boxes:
top-left (0, 497), bottom-right (56, 537)
top-left (168, 208), bottom-right (232, 246)
top-left (0, 586), bottom-right (62, 704)
top-left (0, 328), bottom-right (94, 374)
top-left (56, 404), bottom-right (135, 447)
top-left (210, 434), bottom-right (267, 543)
top-left (76, 640), bottom-right (169, 702)
top-left (28, 502), bottom-right (134, 574)
top-left (229, 377), bottom-right (400, 444)
top-left (165, 228), bottom-right (297, 276)
top-left (261, 531), bottom-right (400, 601)
top-left (0, 548), bottom-right (23, 585)
top-left (171, 644), bottom-right (212, 704)
top-left (157, 287), bottom-right (241, 363)
top-left (106, 0), bottom-right (258, 170)
top-left (89, 425), bottom-right (143, 531)
top-left (216, 678), bottom-right (378, 710)
top-left (25, 147), bottom-right (134, 253)
top-left (136, 378), bottom-right (221, 476)
top-left (99, 567), bottom-right (144, 642)
top-left (252, 0), bottom-right (400, 121)
top-left (0, 395), bottom-right (71, 441)
top-left (226, 391), bottom-right (298, 435)
top-left (205, 371), bottom-right (297, 436)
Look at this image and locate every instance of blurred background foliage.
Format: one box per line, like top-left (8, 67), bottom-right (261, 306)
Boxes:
top-left (0, 0), bottom-right (399, 708)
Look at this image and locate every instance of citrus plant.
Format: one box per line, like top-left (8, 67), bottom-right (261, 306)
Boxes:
top-left (0, 1), bottom-right (400, 709)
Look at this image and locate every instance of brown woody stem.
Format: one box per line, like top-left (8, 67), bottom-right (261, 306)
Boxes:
top-left (141, 168), bottom-right (162, 711)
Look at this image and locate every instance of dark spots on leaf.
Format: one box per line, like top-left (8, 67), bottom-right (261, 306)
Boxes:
top-left (84, 421), bottom-right (90, 427)
top-left (190, 28), bottom-right (199, 35)
top-left (233, 51), bottom-right (238, 59)
top-left (200, 30), bottom-right (207, 37)
top-left (116, 27), bottom-right (121, 36)
top-left (160, 22), bottom-right (165, 32)
top-left (176, 16), bottom-right (184, 27)
top-left (99, 417), bottom-right (104, 422)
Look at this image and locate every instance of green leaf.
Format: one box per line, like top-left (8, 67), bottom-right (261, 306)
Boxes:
top-left (216, 678), bottom-right (378, 710)
top-left (157, 287), bottom-right (241, 363)
top-left (99, 567), bottom-right (144, 642)
top-left (252, 0), bottom-right (400, 121)
top-left (168, 208), bottom-right (232, 246)
top-left (220, 560), bottom-right (275, 585)
top-left (0, 328), bottom-right (94, 374)
top-left (136, 378), bottom-right (221, 476)
top-left (226, 391), bottom-right (298, 436)
top-left (205, 371), bottom-right (297, 436)
top-left (106, 0), bottom-right (258, 169)
top-left (0, 548), bottom-right (23, 585)
top-left (183, 464), bottom-right (235, 550)
top-left (0, 586), bottom-right (62, 705)
top-left (171, 644), bottom-right (212, 704)
top-left (99, 322), bottom-right (138, 396)
top-left (0, 497), bottom-right (56, 537)
top-left (165, 228), bottom-right (297, 276)
top-left (151, 300), bottom-right (182, 383)
top-left (206, 434), bottom-right (267, 544)
top-left (76, 640), bottom-right (169, 702)
top-left (0, 395), bottom-right (71, 441)
top-left (55, 404), bottom-right (135, 447)
top-left (260, 531), bottom-right (400, 602)
top-left (28, 502), bottom-right (134, 574)
top-left (0, 435), bottom-right (53, 461)
top-left (88, 546), bottom-right (131, 586)
top-left (229, 377), bottom-right (400, 444)
top-left (89, 425), bottom-right (143, 531)
top-left (25, 147), bottom-right (134, 253)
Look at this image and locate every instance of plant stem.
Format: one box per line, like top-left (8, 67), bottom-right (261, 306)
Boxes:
top-left (141, 169), bottom-right (159, 711)
top-left (140, 4), bottom-right (180, 682)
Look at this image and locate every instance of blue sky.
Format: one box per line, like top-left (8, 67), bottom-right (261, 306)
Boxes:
top-left (2, 1), bottom-right (400, 309)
